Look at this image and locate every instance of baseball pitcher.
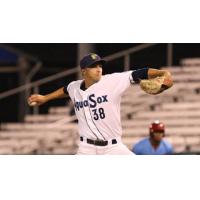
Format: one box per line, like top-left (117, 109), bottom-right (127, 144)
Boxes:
top-left (28, 53), bottom-right (173, 155)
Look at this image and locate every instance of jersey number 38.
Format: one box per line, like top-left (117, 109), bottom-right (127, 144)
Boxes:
top-left (92, 108), bottom-right (105, 120)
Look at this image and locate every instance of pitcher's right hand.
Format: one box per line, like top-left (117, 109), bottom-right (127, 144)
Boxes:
top-left (28, 94), bottom-right (46, 106)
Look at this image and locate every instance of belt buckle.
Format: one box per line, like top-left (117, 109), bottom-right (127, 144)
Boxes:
top-left (95, 139), bottom-right (102, 145)
top-left (95, 139), bottom-right (108, 146)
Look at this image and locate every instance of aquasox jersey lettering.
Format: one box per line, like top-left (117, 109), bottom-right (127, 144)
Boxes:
top-left (66, 71), bottom-right (134, 141)
top-left (74, 94), bottom-right (108, 111)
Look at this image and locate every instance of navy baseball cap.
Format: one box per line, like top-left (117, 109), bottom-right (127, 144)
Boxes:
top-left (80, 53), bottom-right (106, 69)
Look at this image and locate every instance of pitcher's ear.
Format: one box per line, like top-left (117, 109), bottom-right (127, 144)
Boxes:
top-left (81, 69), bottom-right (86, 76)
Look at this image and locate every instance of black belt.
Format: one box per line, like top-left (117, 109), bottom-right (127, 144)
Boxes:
top-left (80, 137), bottom-right (117, 146)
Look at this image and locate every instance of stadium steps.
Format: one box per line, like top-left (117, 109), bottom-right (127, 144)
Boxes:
top-left (123, 126), bottom-right (200, 137)
top-left (1, 123), bottom-right (78, 131)
top-left (25, 114), bottom-right (75, 123)
top-left (0, 104), bottom-right (78, 154)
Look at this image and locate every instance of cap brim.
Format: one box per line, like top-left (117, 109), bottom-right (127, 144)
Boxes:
top-left (86, 59), bottom-right (106, 68)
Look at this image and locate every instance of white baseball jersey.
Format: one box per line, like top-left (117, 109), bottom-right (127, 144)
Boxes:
top-left (66, 71), bottom-right (134, 141)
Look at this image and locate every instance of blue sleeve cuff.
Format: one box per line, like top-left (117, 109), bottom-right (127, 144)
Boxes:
top-left (131, 68), bottom-right (149, 83)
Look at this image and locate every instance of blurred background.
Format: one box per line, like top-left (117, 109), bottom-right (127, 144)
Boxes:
top-left (0, 43), bottom-right (200, 154)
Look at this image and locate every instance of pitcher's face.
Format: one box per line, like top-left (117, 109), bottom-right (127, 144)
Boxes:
top-left (82, 63), bottom-right (103, 83)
